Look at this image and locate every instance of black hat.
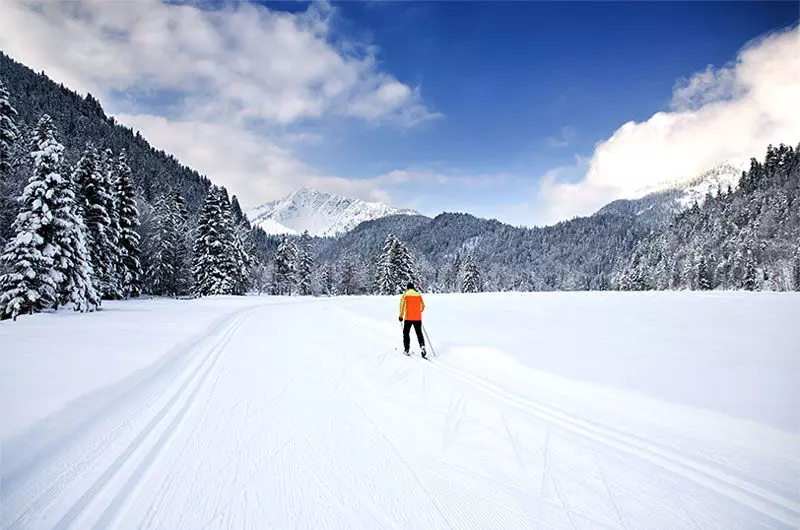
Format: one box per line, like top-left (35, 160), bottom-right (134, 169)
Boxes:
top-left (407, 282), bottom-right (414, 290)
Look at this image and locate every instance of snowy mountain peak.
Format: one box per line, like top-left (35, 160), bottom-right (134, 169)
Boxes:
top-left (247, 188), bottom-right (420, 237)
top-left (634, 158), bottom-right (750, 200)
top-left (594, 157), bottom-right (752, 226)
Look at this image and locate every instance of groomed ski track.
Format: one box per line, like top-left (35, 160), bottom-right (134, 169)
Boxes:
top-left (2, 297), bottom-right (798, 529)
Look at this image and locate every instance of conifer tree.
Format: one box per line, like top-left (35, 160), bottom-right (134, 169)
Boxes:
top-left (115, 152), bottom-right (142, 297)
top-left (697, 252), bottom-right (712, 291)
top-left (339, 255), bottom-right (357, 295)
top-left (53, 178), bottom-right (99, 313)
top-left (191, 186), bottom-right (251, 297)
top-left (193, 186), bottom-right (229, 296)
top-left (229, 223), bottom-right (253, 295)
top-left (792, 247), bottom-right (800, 292)
top-left (377, 234), bottom-right (399, 295)
top-left (296, 230), bottom-right (314, 296)
top-left (393, 237), bottom-right (417, 291)
top-left (461, 254), bottom-right (482, 293)
top-left (448, 253), bottom-right (462, 293)
top-left (73, 145), bottom-right (118, 298)
top-left (376, 233), bottom-right (417, 295)
top-left (101, 148), bottom-right (123, 298)
top-left (320, 263), bottom-right (335, 296)
top-left (151, 192), bottom-right (189, 295)
top-left (0, 79), bottom-right (20, 248)
top-left (0, 78), bottom-right (18, 179)
top-left (217, 189), bottom-right (252, 295)
top-left (0, 115), bottom-right (98, 319)
top-left (742, 248), bottom-right (758, 291)
top-left (272, 237), bottom-right (297, 295)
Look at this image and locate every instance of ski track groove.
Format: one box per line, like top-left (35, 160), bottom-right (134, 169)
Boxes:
top-left (598, 463), bottom-right (630, 530)
top-left (2, 304), bottom-right (268, 530)
top-left (424, 358), bottom-right (800, 528)
top-left (421, 447), bottom-right (619, 530)
top-left (501, 412), bottom-right (534, 484)
top-left (336, 307), bottom-right (799, 528)
top-left (442, 393), bottom-right (466, 453)
top-left (199, 431), bottom-right (299, 530)
top-left (51, 308), bottom-right (255, 530)
top-left (340, 383), bottom-right (456, 530)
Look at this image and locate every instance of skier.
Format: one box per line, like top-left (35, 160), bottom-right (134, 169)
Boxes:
top-left (399, 282), bottom-right (426, 357)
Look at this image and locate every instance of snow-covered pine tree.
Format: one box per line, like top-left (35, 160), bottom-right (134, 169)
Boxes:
top-left (296, 230), bottom-right (314, 296)
top-left (0, 79), bottom-right (20, 249)
top-left (52, 164), bottom-right (100, 314)
top-left (448, 253), bottom-right (462, 293)
top-left (376, 234), bottom-right (399, 295)
top-left (742, 248), bottom-right (758, 291)
top-left (73, 145), bottom-right (118, 298)
top-left (170, 190), bottom-right (194, 295)
top-left (320, 263), bottom-right (335, 296)
top-left (115, 152), bottom-right (142, 298)
top-left (230, 195), bottom-right (249, 229)
top-left (0, 78), bottom-right (18, 179)
top-left (215, 189), bottom-right (237, 295)
top-left (393, 237), bottom-right (417, 292)
top-left (696, 251), bottom-right (712, 291)
top-left (375, 234), bottom-right (417, 295)
top-left (220, 192), bottom-right (253, 295)
top-left (461, 254), bottom-right (482, 293)
top-left (150, 192), bottom-right (182, 295)
top-left (70, 145), bottom-right (96, 217)
top-left (339, 255), bottom-right (357, 295)
top-left (101, 148), bottom-right (123, 299)
top-left (0, 115), bottom-right (98, 319)
top-left (193, 186), bottom-right (228, 296)
top-left (230, 228), bottom-right (253, 295)
top-left (250, 263), bottom-right (270, 295)
top-left (793, 247), bottom-right (800, 292)
top-left (272, 237), bottom-right (297, 295)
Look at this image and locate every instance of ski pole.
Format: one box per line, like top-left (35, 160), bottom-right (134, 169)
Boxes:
top-left (422, 324), bottom-right (436, 357)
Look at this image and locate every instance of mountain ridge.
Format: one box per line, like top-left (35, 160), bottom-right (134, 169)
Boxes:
top-left (247, 188), bottom-right (421, 237)
top-left (594, 160), bottom-right (749, 227)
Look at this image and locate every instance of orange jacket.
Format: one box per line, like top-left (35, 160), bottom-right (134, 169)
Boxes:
top-left (399, 289), bottom-right (425, 321)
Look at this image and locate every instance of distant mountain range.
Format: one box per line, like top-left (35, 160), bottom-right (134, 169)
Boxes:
top-left (247, 188), bottom-right (420, 237)
top-left (249, 160), bottom-right (749, 239)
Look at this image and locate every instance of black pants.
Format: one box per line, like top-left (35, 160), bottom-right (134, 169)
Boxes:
top-left (403, 320), bottom-right (425, 352)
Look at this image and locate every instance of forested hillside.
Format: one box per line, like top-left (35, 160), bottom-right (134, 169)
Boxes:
top-left (0, 52), bottom-right (236, 216)
top-left (616, 144), bottom-right (800, 291)
top-left (0, 56), bottom-right (255, 319)
top-left (314, 211), bottom-right (647, 293)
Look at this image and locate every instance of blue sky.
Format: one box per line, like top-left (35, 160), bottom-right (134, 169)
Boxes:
top-left (293, 1), bottom-right (799, 220)
top-left (1, 0), bottom-right (798, 225)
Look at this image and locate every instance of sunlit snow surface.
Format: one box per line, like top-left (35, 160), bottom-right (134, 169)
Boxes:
top-left (1, 292), bottom-right (798, 529)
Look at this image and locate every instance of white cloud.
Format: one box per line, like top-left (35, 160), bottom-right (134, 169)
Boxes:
top-left (0, 0), bottom-right (434, 126)
top-left (116, 114), bottom-right (390, 209)
top-left (537, 25), bottom-right (800, 225)
top-left (373, 169), bottom-right (498, 187)
top-left (0, 0), bottom-right (439, 209)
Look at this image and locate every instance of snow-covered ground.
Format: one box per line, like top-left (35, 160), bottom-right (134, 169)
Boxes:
top-left (1, 292), bottom-right (798, 529)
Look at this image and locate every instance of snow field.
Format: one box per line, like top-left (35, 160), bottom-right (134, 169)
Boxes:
top-left (1, 292), bottom-right (798, 529)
